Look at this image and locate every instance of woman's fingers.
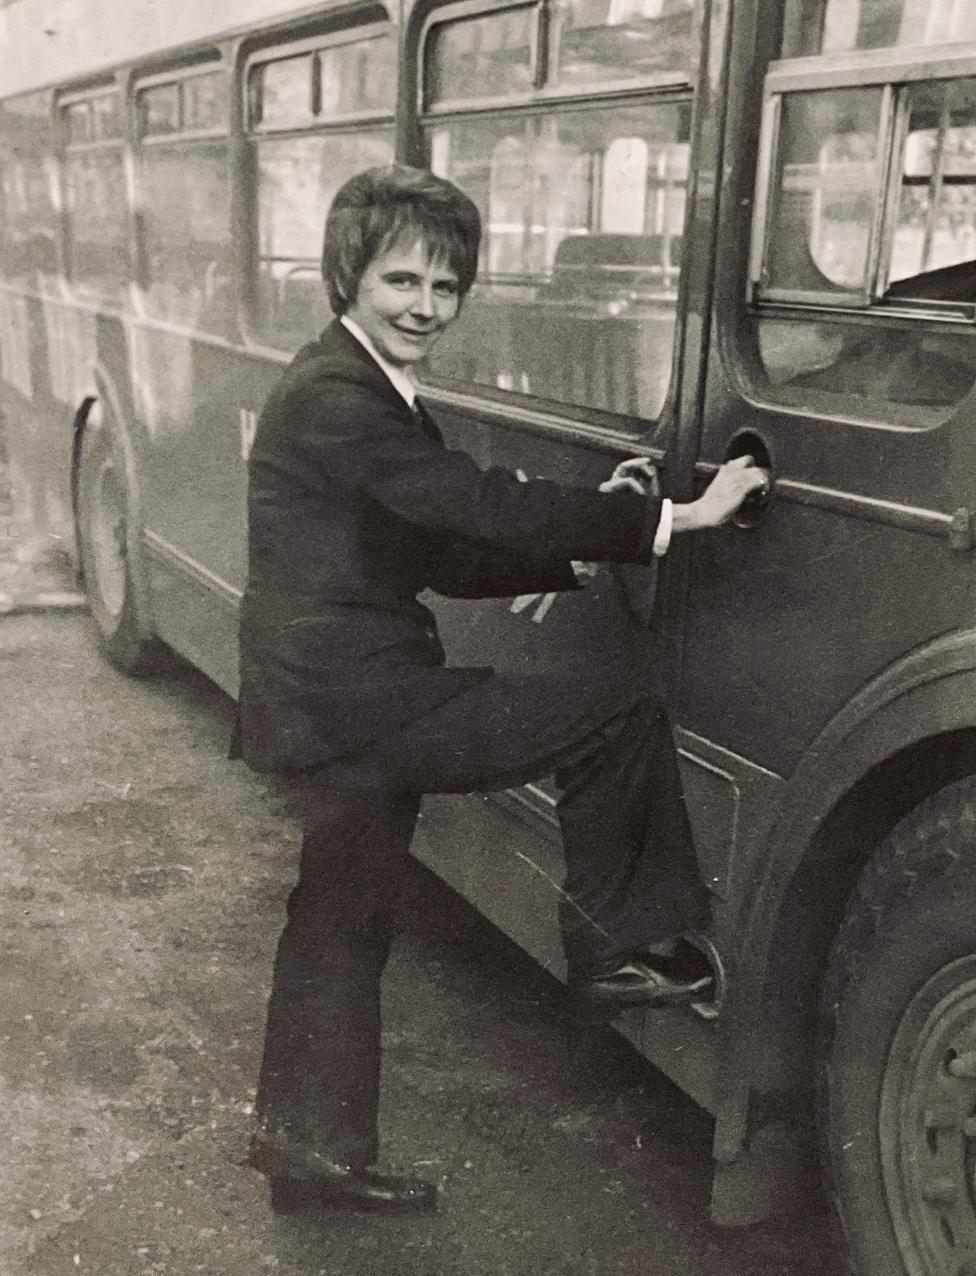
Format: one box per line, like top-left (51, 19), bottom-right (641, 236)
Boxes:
top-left (599, 475), bottom-right (649, 495)
top-left (599, 456), bottom-right (657, 495)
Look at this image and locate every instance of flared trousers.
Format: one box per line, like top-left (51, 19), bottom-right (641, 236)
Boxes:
top-left (255, 665), bottom-right (709, 1169)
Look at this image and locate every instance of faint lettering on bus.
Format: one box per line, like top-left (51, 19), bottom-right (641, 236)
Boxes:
top-left (240, 408), bottom-right (258, 461)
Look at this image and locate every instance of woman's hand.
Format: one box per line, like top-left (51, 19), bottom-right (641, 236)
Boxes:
top-left (673, 456), bottom-right (770, 532)
top-left (599, 456), bottom-right (657, 496)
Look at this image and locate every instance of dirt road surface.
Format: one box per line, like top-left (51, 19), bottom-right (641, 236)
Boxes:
top-left (0, 481), bottom-right (846, 1275)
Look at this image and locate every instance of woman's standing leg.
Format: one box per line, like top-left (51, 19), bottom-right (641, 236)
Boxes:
top-left (254, 787), bottom-right (420, 1170)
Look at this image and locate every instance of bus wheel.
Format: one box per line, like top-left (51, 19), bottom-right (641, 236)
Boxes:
top-left (76, 419), bottom-right (159, 672)
top-left (818, 775), bottom-right (976, 1276)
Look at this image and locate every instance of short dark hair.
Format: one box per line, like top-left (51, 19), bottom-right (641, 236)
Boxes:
top-left (321, 164), bottom-right (482, 314)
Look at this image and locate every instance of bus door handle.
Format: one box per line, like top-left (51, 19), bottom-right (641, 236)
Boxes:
top-left (724, 430), bottom-right (773, 530)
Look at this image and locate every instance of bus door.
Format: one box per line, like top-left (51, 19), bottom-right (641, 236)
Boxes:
top-left (675, 9), bottom-right (976, 901)
top-left (412, 0), bottom-right (702, 978)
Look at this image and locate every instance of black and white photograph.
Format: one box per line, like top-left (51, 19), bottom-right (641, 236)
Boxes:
top-left (1, 1), bottom-right (975, 1272)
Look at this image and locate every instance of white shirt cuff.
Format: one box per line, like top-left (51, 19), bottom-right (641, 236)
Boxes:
top-left (652, 498), bottom-right (673, 558)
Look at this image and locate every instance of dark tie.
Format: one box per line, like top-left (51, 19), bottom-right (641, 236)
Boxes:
top-left (410, 396), bottom-right (442, 443)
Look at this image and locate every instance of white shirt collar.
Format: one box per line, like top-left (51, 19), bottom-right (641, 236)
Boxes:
top-left (340, 315), bottom-right (416, 407)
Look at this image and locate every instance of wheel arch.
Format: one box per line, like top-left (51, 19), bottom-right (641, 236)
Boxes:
top-left (724, 632), bottom-right (976, 1110)
top-left (70, 367), bottom-right (156, 646)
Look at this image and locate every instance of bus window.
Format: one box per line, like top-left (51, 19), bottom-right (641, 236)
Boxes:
top-left (63, 88), bottom-right (128, 303)
top-left (422, 1), bottom-right (692, 426)
top-left (425, 103), bottom-right (689, 423)
top-left (552, 0), bottom-right (695, 89)
top-left (257, 54), bottom-right (316, 130)
top-left (749, 56), bottom-right (976, 414)
top-left (136, 69), bottom-right (233, 336)
top-left (247, 30), bottom-right (395, 349)
top-left (0, 92), bottom-right (59, 286)
top-left (888, 78), bottom-right (976, 290)
top-left (424, 7), bottom-right (535, 103)
top-left (782, 0), bottom-right (976, 58)
top-left (763, 87), bottom-right (885, 301)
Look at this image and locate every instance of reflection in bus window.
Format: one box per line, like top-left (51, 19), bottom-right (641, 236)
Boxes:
top-left (427, 104), bottom-right (689, 421)
top-left (253, 131), bottom-right (393, 347)
top-left (65, 147), bottom-right (129, 301)
top-left (553, 0), bottom-right (695, 88)
top-left (782, 0), bottom-right (976, 57)
top-left (140, 142), bottom-right (233, 334)
top-left (0, 93), bottom-right (58, 285)
top-left (757, 317), bottom-right (976, 407)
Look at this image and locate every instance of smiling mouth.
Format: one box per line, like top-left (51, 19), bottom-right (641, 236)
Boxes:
top-left (392, 325), bottom-right (436, 339)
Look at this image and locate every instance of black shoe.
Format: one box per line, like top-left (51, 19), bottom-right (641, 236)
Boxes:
top-left (572, 942), bottom-right (713, 1010)
top-left (249, 1135), bottom-right (437, 1216)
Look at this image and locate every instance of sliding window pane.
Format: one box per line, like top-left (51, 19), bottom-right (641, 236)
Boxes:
top-left (426, 101), bottom-right (689, 422)
top-left (140, 83), bottom-right (181, 137)
top-left (257, 55), bottom-right (314, 129)
top-left (183, 71), bottom-right (226, 132)
top-left (318, 36), bottom-right (396, 116)
top-left (425, 8), bottom-right (535, 105)
top-left (783, 0), bottom-right (976, 56)
top-left (888, 78), bottom-right (976, 296)
top-left (554, 0), bottom-right (695, 88)
top-left (763, 88), bottom-right (884, 298)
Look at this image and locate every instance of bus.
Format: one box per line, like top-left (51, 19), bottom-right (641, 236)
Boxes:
top-left (3, 0), bottom-right (976, 1269)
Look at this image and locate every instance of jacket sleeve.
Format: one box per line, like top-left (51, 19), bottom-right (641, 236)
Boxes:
top-left (287, 377), bottom-right (663, 567)
top-left (424, 534), bottom-right (579, 599)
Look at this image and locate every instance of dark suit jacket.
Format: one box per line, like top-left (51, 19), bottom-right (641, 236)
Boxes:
top-left (235, 319), bottom-right (663, 772)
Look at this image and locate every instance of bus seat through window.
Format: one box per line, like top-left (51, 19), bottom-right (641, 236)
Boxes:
top-left (540, 231), bottom-right (682, 302)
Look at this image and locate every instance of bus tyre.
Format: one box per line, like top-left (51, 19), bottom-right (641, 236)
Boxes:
top-left (76, 421), bottom-right (159, 673)
top-left (817, 776), bottom-right (976, 1276)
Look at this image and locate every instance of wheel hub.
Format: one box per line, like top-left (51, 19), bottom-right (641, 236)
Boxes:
top-left (881, 956), bottom-right (976, 1275)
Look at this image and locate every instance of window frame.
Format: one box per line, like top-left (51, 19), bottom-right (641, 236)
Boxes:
top-left (244, 24), bottom-right (396, 136)
top-left (749, 42), bottom-right (976, 320)
top-left (241, 22), bottom-right (397, 352)
top-left (135, 63), bottom-right (229, 146)
top-left (419, 0), bottom-right (694, 118)
top-left (415, 0), bottom-right (699, 431)
top-left (59, 83), bottom-right (130, 298)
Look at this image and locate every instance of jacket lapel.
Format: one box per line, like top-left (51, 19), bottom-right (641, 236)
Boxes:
top-left (319, 319), bottom-right (443, 443)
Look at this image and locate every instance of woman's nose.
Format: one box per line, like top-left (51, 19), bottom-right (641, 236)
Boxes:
top-left (410, 284), bottom-right (435, 318)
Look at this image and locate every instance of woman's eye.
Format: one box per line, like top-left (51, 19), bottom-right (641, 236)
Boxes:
top-left (385, 274), bottom-right (418, 289)
top-left (434, 281), bottom-right (459, 298)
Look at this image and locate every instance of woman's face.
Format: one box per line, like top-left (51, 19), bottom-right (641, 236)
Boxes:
top-left (346, 236), bottom-right (460, 368)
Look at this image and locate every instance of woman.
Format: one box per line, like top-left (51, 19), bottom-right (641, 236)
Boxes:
top-left (235, 164), bottom-right (766, 1216)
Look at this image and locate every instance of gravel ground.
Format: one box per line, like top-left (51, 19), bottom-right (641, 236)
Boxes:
top-left (0, 431), bottom-right (845, 1276)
